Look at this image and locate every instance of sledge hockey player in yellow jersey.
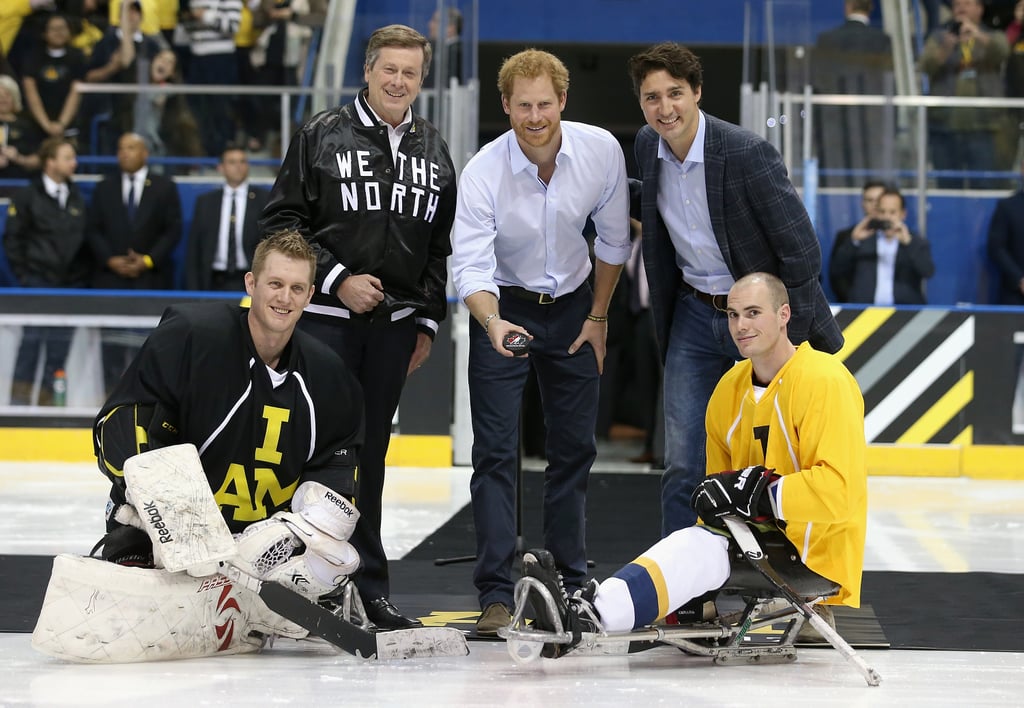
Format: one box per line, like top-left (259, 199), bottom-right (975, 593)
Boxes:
top-left (522, 272), bottom-right (868, 646)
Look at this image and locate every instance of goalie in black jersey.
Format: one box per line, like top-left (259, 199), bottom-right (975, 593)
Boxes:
top-left (32, 230), bottom-right (372, 663)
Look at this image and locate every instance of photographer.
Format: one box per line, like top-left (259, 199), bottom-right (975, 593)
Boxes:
top-left (830, 187), bottom-right (935, 305)
top-left (920, 0), bottom-right (1009, 188)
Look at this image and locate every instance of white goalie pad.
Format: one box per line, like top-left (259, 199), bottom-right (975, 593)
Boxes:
top-left (122, 443), bottom-right (235, 574)
top-left (31, 554), bottom-right (308, 664)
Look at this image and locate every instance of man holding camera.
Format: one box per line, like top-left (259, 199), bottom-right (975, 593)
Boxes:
top-left (830, 187), bottom-right (935, 305)
top-left (920, 0), bottom-right (1009, 189)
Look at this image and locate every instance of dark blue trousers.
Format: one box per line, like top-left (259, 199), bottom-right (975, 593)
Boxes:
top-left (469, 286), bottom-right (599, 609)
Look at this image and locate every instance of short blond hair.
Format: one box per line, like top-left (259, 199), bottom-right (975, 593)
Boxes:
top-left (497, 49), bottom-right (569, 99)
top-left (732, 272), bottom-right (789, 311)
top-left (253, 230), bottom-right (316, 285)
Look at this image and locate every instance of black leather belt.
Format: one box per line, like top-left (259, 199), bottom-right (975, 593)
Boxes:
top-left (500, 285), bottom-right (565, 305)
top-left (692, 288), bottom-right (728, 311)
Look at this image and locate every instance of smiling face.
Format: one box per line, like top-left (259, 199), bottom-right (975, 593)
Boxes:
top-left (726, 279), bottom-right (791, 363)
top-left (363, 45), bottom-right (424, 127)
top-left (502, 74), bottom-right (565, 156)
top-left (245, 251), bottom-right (314, 345)
top-left (638, 69), bottom-right (701, 160)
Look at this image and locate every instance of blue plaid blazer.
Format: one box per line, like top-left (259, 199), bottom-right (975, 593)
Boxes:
top-left (633, 114), bottom-right (843, 361)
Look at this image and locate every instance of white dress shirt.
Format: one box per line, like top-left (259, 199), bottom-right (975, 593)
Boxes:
top-left (657, 111), bottom-right (733, 296)
top-left (122, 167), bottom-right (148, 208)
top-left (873, 233), bottom-right (899, 305)
top-left (42, 174), bottom-right (67, 208)
top-left (213, 182), bottom-right (248, 271)
top-left (452, 121), bottom-right (631, 302)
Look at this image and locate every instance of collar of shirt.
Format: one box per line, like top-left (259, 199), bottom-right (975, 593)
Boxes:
top-left (848, 13), bottom-right (870, 25)
top-left (355, 89), bottom-right (412, 161)
top-left (507, 126), bottom-right (572, 178)
top-left (114, 28), bottom-right (145, 44)
top-left (657, 110), bottom-right (706, 167)
top-left (224, 181), bottom-right (249, 198)
top-left (41, 173), bottom-right (64, 201)
top-left (46, 48), bottom-right (68, 59)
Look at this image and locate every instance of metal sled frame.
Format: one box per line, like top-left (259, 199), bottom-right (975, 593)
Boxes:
top-left (499, 518), bottom-right (881, 687)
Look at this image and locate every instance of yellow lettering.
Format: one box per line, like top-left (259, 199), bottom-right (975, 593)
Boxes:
top-left (253, 467), bottom-right (299, 513)
top-left (213, 465), bottom-right (299, 523)
top-left (255, 405), bottom-right (290, 464)
top-left (212, 464), bottom-right (255, 521)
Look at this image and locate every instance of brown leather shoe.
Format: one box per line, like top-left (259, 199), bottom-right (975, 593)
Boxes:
top-left (475, 602), bottom-right (511, 637)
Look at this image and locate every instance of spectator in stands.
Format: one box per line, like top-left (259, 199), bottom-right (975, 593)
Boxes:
top-left (987, 160), bottom-right (1024, 305)
top-left (0, 75), bottom-right (42, 190)
top-left (829, 179), bottom-right (888, 302)
top-left (86, 131), bottom-right (182, 392)
top-left (830, 187), bottom-right (935, 304)
top-left (83, 0), bottom-right (166, 157)
top-left (68, 0), bottom-right (108, 58)
top-left (426, 6), bottom-right (462, 87)
top-left (182, 0), bottom-right (242, 157)
top-left (247, 0), bottom-right (319, 154)
top-left (4, 137), bottom-right (89, 405)
top-left (1, 0), bottom-right (56, 77)
top-left (21, 13), bottom-right (86, 140)
top-left (921, 0), bottom-right (1009, 188)
top-left (133, 47), bottom-right (202, 167)
top-left (811, 0), bottom-right (894, 187)
top-left (185, 145), bottom-right (268, 291)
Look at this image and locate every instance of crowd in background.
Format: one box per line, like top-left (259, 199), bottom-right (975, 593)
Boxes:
top-left (0, 0), bottom-right (326, 180)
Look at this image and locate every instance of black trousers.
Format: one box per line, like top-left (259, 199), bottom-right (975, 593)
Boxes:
top-left (297, 313), bottom-right (417, 602)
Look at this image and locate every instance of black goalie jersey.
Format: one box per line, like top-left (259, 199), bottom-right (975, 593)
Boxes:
top-left (94, 303), bottom-right (364, 532)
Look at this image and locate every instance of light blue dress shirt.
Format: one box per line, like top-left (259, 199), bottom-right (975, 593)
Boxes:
top-left (656, 111), bottom-right (733, 296)
top-left (451, 121), bottom-right (631, 302)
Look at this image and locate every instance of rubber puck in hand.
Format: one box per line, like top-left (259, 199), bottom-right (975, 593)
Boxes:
top-left (503, 332), bottom-right (530, 356)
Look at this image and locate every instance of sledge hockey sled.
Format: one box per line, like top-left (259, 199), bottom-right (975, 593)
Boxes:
top-left (499, 517), bottom-right (881, 686)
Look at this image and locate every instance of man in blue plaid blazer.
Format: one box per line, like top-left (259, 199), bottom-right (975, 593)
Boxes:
top-left (627, 42), bottom-right (843, 536)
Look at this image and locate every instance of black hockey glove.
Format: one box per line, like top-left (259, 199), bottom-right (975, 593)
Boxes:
top-left (691, 465), bottom-right (779, 528)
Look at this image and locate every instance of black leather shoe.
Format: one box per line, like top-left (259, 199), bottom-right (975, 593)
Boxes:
top-left (365, 598), bottom-right (423, 630)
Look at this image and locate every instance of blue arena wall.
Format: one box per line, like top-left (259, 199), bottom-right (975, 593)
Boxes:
top-left (1, 183), bottom-right (1011, 307)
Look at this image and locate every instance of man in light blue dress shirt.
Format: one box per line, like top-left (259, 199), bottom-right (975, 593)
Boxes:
top-left (451, 48), bottom-right (631, 636)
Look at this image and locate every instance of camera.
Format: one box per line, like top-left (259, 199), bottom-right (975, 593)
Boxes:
top-left (867, 218), bottom-right (892, 231)
top-left (947, 20), bottom-right (963, 34)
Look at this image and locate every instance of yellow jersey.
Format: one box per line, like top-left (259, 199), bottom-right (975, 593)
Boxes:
top-left (705, 342), bottom-right (868, 606)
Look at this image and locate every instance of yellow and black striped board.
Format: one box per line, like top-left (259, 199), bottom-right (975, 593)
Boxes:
top-left (833, 306), bottom-right (1023, 446)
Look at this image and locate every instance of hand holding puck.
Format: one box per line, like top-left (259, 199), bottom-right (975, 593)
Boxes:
top-left (502, 331), bottom-right (530, 356)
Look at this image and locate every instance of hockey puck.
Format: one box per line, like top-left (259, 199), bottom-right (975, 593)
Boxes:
top-left (502, 332), bottom-right (530, 355)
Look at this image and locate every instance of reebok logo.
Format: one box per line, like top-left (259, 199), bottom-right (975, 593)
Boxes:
top-left (324, 490), bottom-right (355, 517)
top-left (143, 501), bottom-right (174, 543)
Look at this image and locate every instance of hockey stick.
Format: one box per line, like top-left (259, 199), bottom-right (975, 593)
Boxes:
top-left (258, 580), bottom-right (469, 660)
top-left (722, 516), bottom-right (882, 687)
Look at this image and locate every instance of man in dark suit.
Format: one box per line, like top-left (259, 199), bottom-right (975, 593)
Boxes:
top-left (627, 42), bottom-right (843, 536)
top-left (829, 179), bottom-right (887, 301)
top-left (830, 187), bottom-right (934, 305)
top-left (987, 168), bottom-right (1024, 305)
top-left (811, 1), bottom-right (894, 186)
top-left (87, 131), bottom-right (182, 392)
top-left (186, 146), bottom-right (269, 291)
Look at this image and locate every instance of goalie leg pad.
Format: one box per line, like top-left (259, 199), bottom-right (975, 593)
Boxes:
top-left (121, 443), bottom-right (235, 575)
top-left (30, 554), bottom-right (307, 663)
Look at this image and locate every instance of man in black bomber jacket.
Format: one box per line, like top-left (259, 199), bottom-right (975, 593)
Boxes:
top-left (259, 24), bottom-right (457, 631)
